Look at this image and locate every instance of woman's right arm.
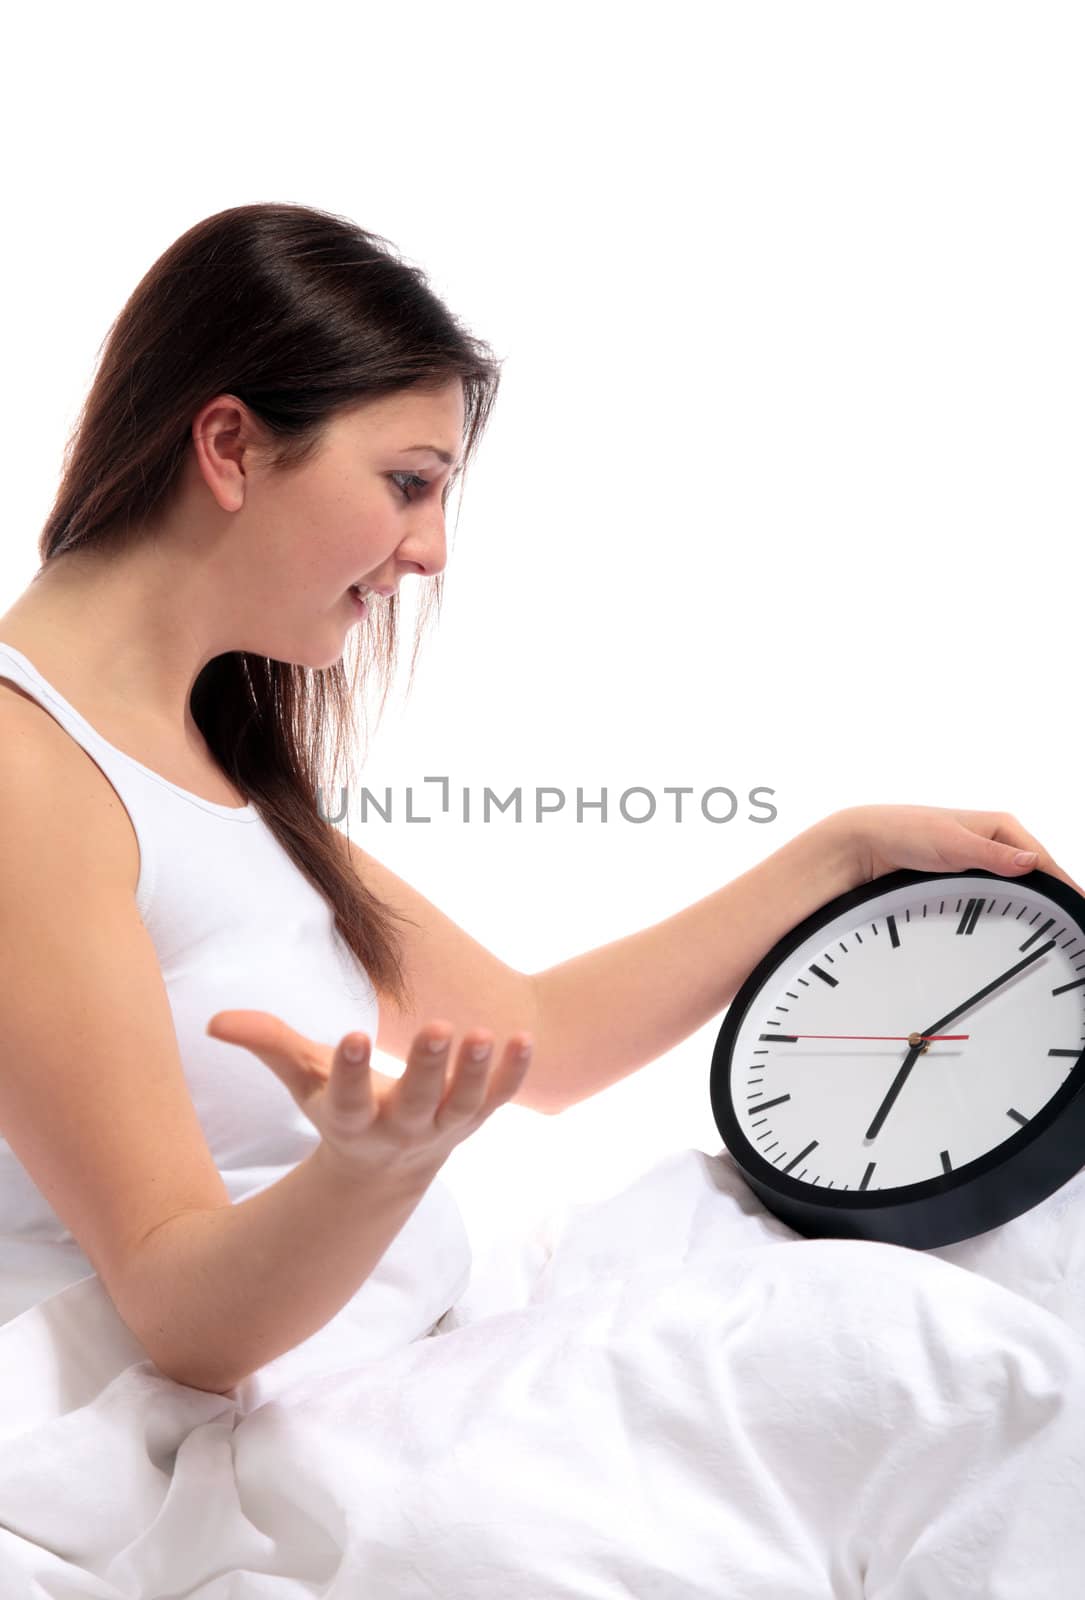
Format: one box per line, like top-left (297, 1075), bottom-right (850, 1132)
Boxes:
top-left (0, 705), bottom-right (531, 1395)
top-left (164, 1015), bottom-right (534, 1393)
top-left (124, 1141), bottom-right (441, 1393)
top-left (129, 1008), bottom-right (532, 1391)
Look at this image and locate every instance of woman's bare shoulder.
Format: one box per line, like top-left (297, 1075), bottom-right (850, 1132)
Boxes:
top-left (0, 679), bottom-right (141, 895)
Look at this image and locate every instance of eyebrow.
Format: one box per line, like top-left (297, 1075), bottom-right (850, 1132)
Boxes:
top-left (400, 444), bottom-right (462, 468)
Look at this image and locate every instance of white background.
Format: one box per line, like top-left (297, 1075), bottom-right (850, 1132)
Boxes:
top-left (1, 2), bottom-right (1082, 1261)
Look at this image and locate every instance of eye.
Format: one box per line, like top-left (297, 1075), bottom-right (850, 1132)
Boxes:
top-left (389, 471), bottom-right (430, 502)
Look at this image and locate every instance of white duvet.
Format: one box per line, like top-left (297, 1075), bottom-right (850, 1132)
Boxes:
top-left (0, 1144), bottom-right (1083, 1599)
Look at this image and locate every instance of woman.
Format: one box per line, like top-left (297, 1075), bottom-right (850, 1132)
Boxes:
top-left (1, 201), bottom-right (1082, 1597)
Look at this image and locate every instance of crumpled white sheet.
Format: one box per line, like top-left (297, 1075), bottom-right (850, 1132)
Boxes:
top-left (0, 1144), bottom-right (1083, 1599)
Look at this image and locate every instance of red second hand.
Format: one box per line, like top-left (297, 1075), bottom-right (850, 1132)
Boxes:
top-left (786, 1033), bottom-right (969, 1041)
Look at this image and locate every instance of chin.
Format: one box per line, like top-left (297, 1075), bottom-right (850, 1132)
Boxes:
top-left (255, 628), bottom-right (350, 674)
top-left (305, 640), bottom-right (352, 671)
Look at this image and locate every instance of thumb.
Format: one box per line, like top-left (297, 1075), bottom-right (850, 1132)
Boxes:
top-left (944, 825), bottom-right (1085, 897)
top-left (205, 1009), bottom-right (341, 1099)
top-left (969, 832), bottom-right (1037, 877)
top-left (205, 1009), bottom-right (296, 1051)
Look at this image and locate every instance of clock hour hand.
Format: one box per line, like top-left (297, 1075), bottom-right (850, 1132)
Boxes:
top-left (864, 1041), bottom-right (925, 1141)
top-left (863, 938), bottom-right (1057, 1143)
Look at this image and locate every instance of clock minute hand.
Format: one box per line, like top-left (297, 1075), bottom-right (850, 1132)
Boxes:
top-left (863, 937), bottom-right (1057, 1143)
top-left (916, 938), bottom-right (1057, 1041)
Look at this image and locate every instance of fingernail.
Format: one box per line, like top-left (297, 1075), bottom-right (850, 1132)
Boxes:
top-left (1014, 851), bottom-right (1037, 866)
top-left (343, 1036), bottom-right (368, 1061)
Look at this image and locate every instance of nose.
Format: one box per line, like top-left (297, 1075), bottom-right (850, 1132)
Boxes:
top-left (400, 508), bottom-right (447, 582)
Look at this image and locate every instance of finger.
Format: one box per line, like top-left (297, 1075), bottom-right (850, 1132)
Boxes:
top-left (998, 827), bottom-right (1085, 896)
top-left (327, 1032), bottom-right (375, 1118)
top-left (205, 1009), bottom-right (311, 1062)
top-left (938, 811), bottom-right (1054, 883)
top-left (434, 1033), bottom-right (497, 1124)
top-left (483, 1035), bottom-right (535, 1109)
top-left (968, 814), bottom-right (1085, 894)
top-left (205, 1009), bottom-right (333, 1098)
top-left (392, 1023), bottom-right (455, 1118)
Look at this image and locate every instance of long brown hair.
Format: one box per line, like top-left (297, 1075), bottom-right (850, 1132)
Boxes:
top-left (35, 201), bottom-right (504, 1015)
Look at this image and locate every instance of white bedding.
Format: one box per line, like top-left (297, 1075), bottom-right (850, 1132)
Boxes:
top-left (0, 1144), bottom-right (1082, 1599)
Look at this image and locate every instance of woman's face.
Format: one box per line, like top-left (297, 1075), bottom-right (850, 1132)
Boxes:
top-left (205, 378), bottom-right (467, 668)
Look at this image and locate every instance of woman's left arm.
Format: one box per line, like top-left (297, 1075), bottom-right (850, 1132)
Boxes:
top-left (213, 808), bottom-right (1083, 1119)
top-left (529, 804), bottom-right (1084, 1115)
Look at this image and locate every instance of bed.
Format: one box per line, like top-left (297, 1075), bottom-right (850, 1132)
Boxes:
top-left (0, 1143), bottom-right (1082, 1598)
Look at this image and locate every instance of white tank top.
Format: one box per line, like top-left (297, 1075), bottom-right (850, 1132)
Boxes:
top-left (0, 639), bottom-right (472, 1338)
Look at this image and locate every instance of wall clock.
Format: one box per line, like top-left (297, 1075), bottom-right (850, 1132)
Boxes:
top-left (709, 867), bottom-right (1085, 1248)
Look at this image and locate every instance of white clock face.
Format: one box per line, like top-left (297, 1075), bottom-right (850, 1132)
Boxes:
top-left (729, 875), bottom-right (1085, 1192)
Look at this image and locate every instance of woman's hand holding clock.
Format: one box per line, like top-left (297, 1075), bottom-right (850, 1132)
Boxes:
top-left (840, 801), bottom-right (1085, 898)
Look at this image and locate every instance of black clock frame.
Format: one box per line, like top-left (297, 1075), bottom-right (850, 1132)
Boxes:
top-left (709, 867), bottom-right (1085, 1249)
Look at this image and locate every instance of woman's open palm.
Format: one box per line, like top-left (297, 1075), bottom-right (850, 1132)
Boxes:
top-left (204, 1010), bottom-right (534, 1184)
